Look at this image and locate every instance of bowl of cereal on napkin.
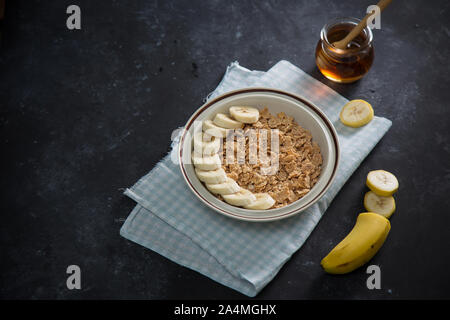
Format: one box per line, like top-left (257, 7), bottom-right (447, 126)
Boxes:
top-left (179, 88), bottom-right (339, 222)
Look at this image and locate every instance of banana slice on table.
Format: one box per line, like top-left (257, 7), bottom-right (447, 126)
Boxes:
top-left (191, 153), bottom-right (221, 171)
top-left (364, 191), bottom-right (396, 219)
top-left (213, 113), bottom-right (244, 129)
top-left (195, 168), bottom-right (227, 184)
top-left (202, 120), bottom-right (228, 138)
top-left (339, 99), bottom-right (374, 128)
top-left (193, 132), bottom-right (221, 155)
top-left (206, 177), bottom-right (241, 195)
top-left (229, 106), bottom-right (259, 124)
top-left (222, 189), bottom-right (256, 207)
top-left (244, 193), bottom-right (275, 210)
top-left (366, 170), bottom-right (399, 196)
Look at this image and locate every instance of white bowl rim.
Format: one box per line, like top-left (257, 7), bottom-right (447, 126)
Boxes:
top-left (178, 87), bottom-right (340, 222)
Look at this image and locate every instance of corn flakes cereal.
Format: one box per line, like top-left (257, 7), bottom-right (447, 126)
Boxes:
top-left (220, 108), bottom-right (322, 208)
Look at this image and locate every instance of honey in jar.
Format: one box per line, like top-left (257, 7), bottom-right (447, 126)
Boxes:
top-left (315, 17), bottom-right (374, 83)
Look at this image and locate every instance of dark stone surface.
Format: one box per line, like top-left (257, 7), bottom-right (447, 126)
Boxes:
top-left (0, 0), bottom-right (449, 299)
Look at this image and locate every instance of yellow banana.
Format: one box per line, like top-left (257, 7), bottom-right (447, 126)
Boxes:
top-left (321, 212), bottom-right (391, 274)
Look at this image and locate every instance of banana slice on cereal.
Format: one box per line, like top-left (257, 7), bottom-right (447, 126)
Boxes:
top-left (222, 189), bottom-right (256, 207)
top-left (213, 113), bottom-right (244, 129)
top-left (192, 153), bottom-right (222, 171)
top-left (203, 120), bottom-right (228, 138)
top-left (206, 177), bottom-right (241, 195)
top-left (193, 132), bottom-right (221, 155)
top-left (195, 168), bottom-right (227, 184)
top-left (244, 193), bottom-right (275, 210)
top-left (229, 106), bottom-right (259, 124)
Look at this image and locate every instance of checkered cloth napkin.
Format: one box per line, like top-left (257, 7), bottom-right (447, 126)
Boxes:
top-left (120, 60), bottom-right (392, 297)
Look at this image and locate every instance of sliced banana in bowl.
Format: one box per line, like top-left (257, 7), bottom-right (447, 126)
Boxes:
top-left (229, 106), bottom-right (260, 124)
top-left (206, 177), bottom-right (241, 195)
top-left (178, 88), bottom-right (340, 222)
top-left (191, 153), bottom-right (222, 171)
top-left (195, 168), bottom-right (227, 184)
top-left (203, 119), bottom-right (229, 138)
top-left (244, 193), bottom-right (276, 210)
top-left (192, 105), bottom-right (271, 210)
top-left (213, 113), bottom-right (244, 129)
top-left (193, 132), bottom-right (221, 155)
top-left (223, 189), bottom-right (257, 207)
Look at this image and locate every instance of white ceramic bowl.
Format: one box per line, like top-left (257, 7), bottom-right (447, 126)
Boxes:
top-left (178, 88), bottom-right (339, 222)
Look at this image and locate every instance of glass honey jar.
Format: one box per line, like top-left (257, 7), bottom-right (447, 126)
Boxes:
top-left (315, 17), bottom-right (374, 83)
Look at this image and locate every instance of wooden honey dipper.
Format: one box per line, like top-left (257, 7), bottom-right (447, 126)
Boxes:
top-left (333, 0), bottom-right (392, 49)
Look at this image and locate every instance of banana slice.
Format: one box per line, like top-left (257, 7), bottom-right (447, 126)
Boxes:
top-left (206, 177), bottom-right (241, 195)
top-left (195, 168), bottom-right (227, 184)
top-left (213, 113), bottom-right (244, 129)
top-left (364, 191), bottom-right (396, 219)
top-left (366, 170), bottom-right (399, 196)
top-left (339, 99), bottom-right (374, 128)
top-left (244, 193), bottom-right (275, 210)
top-left (193, 132), bottom-right (221, 155)
top-left (222, 189), bottom-right (256, 207)
top-left (229, 106), bottom-right (259, 124)
top-left (203, 120), bottom-right (228, 138)
top-left (191, 153), bottom-right (221, 171)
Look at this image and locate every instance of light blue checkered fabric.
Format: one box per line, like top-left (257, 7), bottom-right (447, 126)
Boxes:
top-left (120, 60), bottom-right (392, 297)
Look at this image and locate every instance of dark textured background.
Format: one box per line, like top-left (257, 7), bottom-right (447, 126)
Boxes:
top-left (1, 0), bottom-right (449, 299)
